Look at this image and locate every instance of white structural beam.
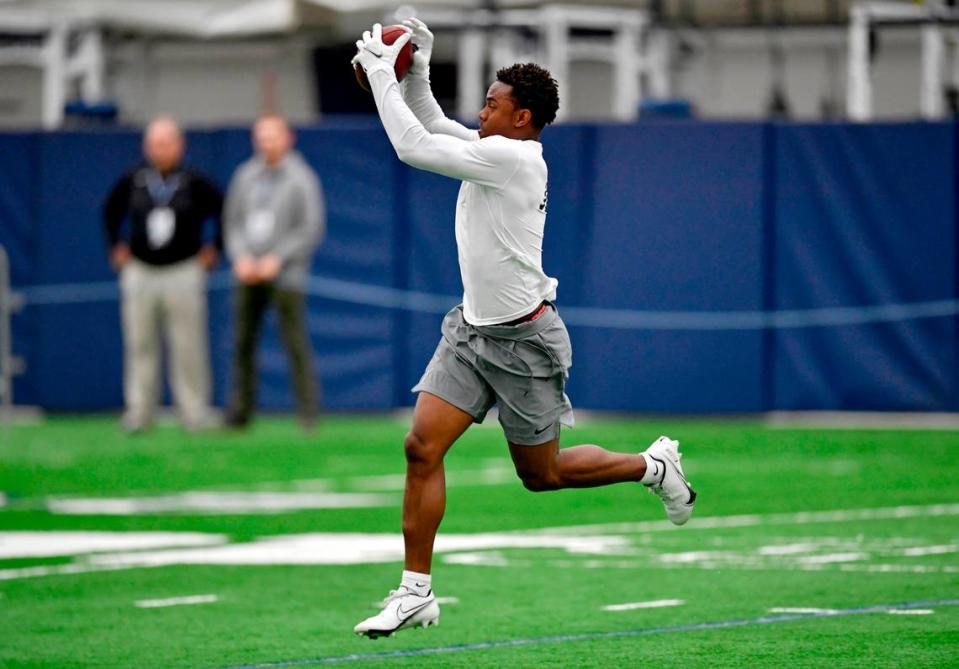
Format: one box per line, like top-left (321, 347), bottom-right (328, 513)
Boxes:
top-left (0, 19), bottom-right (107, 128)
top-left (848, 1), bottom-right (959, 121)
top-left (41, 22), bottom-right (68, 129)
top-left (612, 14), bottom-right (643, 121)
top-left (422, 5), bottom-right (650, 123)
top-left (457, 28), bottom-right (485, 120)
top-left (646, 29), bottom-right (671, 99)
top-left (541, 6), bottom-right (570, 121)
top-left (921, 22), bottom-right (945, 119)
top-left (76, 29), bottom-right (106, 103)
top-left (847, 4), bottom-right (872, 121)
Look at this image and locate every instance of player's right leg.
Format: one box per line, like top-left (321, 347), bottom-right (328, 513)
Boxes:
top-left (353, 392), bottom-right (473, 638)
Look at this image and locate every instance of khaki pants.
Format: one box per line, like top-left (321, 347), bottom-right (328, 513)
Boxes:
top-left (120, 258), bottom-right (211, 429)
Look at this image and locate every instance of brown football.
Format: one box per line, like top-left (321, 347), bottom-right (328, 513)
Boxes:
top-left (354, 25), bottom-right (417, 92)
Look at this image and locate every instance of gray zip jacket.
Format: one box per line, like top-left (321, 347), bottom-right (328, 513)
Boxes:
top-left (224, 150), bottom-right (325, 290)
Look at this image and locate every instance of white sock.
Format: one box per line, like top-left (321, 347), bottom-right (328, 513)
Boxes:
top-left (401, 570), bottom-right (431, 595)
top-left (640, 453), bottom-right (663, 485)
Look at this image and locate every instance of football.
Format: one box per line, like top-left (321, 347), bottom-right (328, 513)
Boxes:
top-left (354, 25), bottom-right (417, 92)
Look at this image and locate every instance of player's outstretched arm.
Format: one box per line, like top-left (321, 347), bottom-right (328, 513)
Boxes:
top-left (401, 18), bottom-right (478, 142)
top-left (355, 25), bottom-right (519, 189)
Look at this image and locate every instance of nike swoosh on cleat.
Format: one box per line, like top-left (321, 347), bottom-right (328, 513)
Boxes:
top-left (397, 600), bottom-right (432, 622)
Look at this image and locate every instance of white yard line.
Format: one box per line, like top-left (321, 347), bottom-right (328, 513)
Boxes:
top-left (898, 544), bottom-right (958, 557)
top-left (887, 609), bottom-right (934, 615)
top-left (0, 531), bottom-right (227, 559)
top-left (768, 607), bottom-right (839, 615)
top-left (0, 563), bottom-right (136, 581)
top-left (134, 594), bottom-right (218, 609)
top-left (47, 492), bottom-right (398, 516)
top-left (603, 599), bottom-right (684, 612)
top-left (534, 503), bottom-right (959, 536)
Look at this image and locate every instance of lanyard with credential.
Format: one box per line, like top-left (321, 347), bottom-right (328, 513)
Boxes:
top-left (251, 169), bottom-right (280, 209)
top-left (145, 170), bottom-right (181, 207)
top-left (246, 168), bottom-right (281, 246)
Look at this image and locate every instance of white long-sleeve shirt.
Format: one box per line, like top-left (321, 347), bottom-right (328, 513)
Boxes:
top-left (369, 67), bottom-right (558, 326)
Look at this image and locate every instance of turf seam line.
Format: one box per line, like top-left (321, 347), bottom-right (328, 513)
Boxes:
top-left (211, 598), bottom-right (959, 669)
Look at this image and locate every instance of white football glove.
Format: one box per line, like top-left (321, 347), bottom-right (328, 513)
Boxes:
top-left (401, 17), bottom-right (433, 76)
top-left (351, 23), bottom-right (412, 79)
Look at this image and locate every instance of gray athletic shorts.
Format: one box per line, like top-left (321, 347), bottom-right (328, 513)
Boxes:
top-left (412, 303), bottom-right (575, 445)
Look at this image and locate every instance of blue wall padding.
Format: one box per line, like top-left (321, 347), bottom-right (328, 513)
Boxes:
top-left (575, 123), bottom-right (767, 411)
top-left (772, 123), bottom-right (957, 411)
top-left (1, 120), bottom-right (956, 413)
top-left (0, 133), bottom-right (40, 404)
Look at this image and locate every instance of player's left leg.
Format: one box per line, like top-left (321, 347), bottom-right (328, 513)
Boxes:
top-left (507, 437), bottom-right (645, 490)
top-left (508, 435), bottom-right (697, 525)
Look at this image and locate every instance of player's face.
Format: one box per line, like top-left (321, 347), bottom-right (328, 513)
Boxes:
top-left (478, 82), bottom-right (520, 139)
top-left (254, 117), bottom-right (293, 166)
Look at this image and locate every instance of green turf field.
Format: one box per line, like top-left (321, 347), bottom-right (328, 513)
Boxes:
top-left (1, 415), bottom-right (957, 668)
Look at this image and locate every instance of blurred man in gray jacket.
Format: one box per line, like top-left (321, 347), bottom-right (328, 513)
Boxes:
top-left (223, 115), bottom-right (325, 429)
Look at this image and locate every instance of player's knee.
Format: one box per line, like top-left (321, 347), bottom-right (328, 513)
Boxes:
top-left (403, 430), bottom-right (441, 468)
top-left (518, 470), bottom-right (562, 492)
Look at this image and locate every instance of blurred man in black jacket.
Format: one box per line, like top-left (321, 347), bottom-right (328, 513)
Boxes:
top-left (103, 116), bottom-right (223, 433)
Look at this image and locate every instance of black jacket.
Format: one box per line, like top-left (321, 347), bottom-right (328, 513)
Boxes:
top-left (103, 162), bottom-right (223, 266)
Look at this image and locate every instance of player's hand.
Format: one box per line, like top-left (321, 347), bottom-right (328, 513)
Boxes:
top-left (110, 243), bottom-right (131, 271)
top-left (233, 255), bottom-right (259, 285)
top-left (352, 23), bottom-right (412, 77)
top-left (401, 17), bottom-right (433, 75)
top-left (257, 254), bottom-right (282, 282)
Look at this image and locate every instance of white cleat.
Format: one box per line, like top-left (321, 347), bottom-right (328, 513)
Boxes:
top-left (354, 587), bottom-right (440, 639)
top-left (642, 435), bottom-right (697, 526)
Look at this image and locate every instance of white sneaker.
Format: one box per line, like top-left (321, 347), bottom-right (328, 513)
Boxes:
top-left (353, 586), bottom-right (440, 639)
top-left (642, 436), bottom-right (697, 525)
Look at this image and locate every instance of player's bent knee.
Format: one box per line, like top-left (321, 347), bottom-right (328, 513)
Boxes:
top-left (403, 431), bottom-right (442, 468)
top-left (517, 470), bottom-right (562, 492)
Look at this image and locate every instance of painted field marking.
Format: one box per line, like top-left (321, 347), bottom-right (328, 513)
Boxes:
top-left (899, 544), bottom-right (957, 557)
top-left (768, 607), bottom-right (838, 615)
top-left (47, 492), bottom-right (398, 516)
top-left (0, 563), bottom-right (135, 582)
top-left (4, 502), bottom-right (958, 581)
top-left (538, 502), bottom-right (959, 536)
top-left (212, 598), bottom-right (959, 669)
top-left (135, 594), bottom-right (218, 609)
top-left (0, 531), bottom-right (227, 559)
top-left (888, 609), bottom-right (934, 615)
top-left (602, 599), bottom-right (684, 612)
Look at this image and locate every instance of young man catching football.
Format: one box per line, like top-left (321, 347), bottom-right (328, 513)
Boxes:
top-left (351, 20), bottom-right (697, 638)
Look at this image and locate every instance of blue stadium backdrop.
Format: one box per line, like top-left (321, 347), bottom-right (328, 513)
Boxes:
top-left (0, 120), bottom-right (955, 413)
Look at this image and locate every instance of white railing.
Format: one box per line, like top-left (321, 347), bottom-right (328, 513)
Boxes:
top-left (848, 0), bottom-right (959, 121)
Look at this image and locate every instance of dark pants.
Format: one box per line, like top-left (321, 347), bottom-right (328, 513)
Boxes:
top-left (228, 283), bottom-right (319, 426)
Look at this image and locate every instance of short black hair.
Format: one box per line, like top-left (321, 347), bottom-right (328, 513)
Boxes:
top-left (495, 63), bottom-right (560, 129)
